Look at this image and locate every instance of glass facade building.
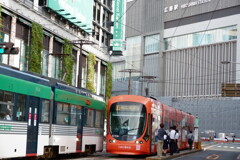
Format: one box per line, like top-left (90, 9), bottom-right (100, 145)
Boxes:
top-left (164, 26), bottom-right (237, 50)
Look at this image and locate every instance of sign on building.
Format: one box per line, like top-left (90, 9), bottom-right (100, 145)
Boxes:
top-left (47, 0), bottom-right (93, 33)
top-left (222, 83), bottom-right (240, 97)
top-left (112, 0), bottom-right (124, 55)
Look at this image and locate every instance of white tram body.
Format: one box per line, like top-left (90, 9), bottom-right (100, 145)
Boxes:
top-left (0, 65), bottom-right (105, 159)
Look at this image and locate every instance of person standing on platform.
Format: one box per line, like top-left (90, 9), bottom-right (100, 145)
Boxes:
top-left (187, 131), bottom-right (194, 150)
top-left (175, 129), bottom-right (180, 153)
top-left (169, 126), bottom-right (176, 155)
top-left (156, 123), bottom-right (167, 157)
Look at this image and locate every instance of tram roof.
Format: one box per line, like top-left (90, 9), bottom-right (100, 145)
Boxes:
top-left (0, 64), bottom-right (50, 86)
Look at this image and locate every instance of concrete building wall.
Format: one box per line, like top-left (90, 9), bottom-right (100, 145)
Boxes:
top-left (164, 41), bottom-right (237, 97)
top-left (164, 0), bottom-right (240, 22)
top-left (126, 0), bottom-right (164, 37)
top-left (164, 12), bottom-right (240, 97)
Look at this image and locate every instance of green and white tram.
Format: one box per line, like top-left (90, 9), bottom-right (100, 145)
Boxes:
top-left (0, 65), bottom-right (105, 159)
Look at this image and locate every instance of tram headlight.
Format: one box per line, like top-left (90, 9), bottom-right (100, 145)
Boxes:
top-left (109, 139), bottom-right (116, 143)
top-left (135, 140), bottom-right (139, 144)
top-left (139, 140), bottom-right (143, 144)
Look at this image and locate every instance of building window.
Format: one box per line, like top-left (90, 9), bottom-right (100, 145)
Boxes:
top-left (164, 25), bottom-right (237, 50)
top-left (72, 49), bottom-right (78, 86)
top-left (94, 62), bottom-right (98, 92)
top-left (15, 21), bottom-right (30, 70)
top-left (52, 39), bottom-right (63, 79)
top-left (100, 63), bottom-right (106, 96)
top-left (145, 34), bottom-right (160, 54)
top-left (42, 35), bottom-right (50, 76)
top-left (81, 54), bottom-right (87, 88)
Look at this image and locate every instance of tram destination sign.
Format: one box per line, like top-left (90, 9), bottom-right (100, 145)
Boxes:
top-left (222, 83), bottom-right (240, 97)
top-left (116, 105), bottom-right (141, 112)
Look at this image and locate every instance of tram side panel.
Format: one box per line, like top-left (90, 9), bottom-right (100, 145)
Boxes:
top-left (82, 107), bottom-right (105, 153)
top-left (52, 85), bottom-right (105, 154)
top-left (0, 67), bottom-right (52, 159)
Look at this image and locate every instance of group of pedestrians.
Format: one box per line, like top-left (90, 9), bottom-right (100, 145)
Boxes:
top-left (156, 123), bottom-right (194, 157)
top-left (156, 124), bottom-right (179, 156)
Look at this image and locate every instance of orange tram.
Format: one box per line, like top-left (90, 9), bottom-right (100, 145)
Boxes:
top-left (106, 95), bottom-right (194, 155)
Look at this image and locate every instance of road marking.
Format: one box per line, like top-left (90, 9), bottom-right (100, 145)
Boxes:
top-left (237, 154), bottom-right (240, 160)
top-left (206, 154), bottom-right (220, 159)
top-left (223, 146), bottom-right (228, 148)
top-left (217, 146), bottom-right (222, 147)
top-left (237, 147), bottom-right (240, 149)
top-left (230, 146), bottom-right (234, 149)
top-left (203, 144), bottom-right (219, 150)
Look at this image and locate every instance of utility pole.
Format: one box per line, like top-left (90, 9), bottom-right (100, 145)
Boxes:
top-left (119, 69), bottom-right (141, 95)
top-left (71, 40), bottom-right (96, 88)
top-left (139, 76), bottom-right (158, 97)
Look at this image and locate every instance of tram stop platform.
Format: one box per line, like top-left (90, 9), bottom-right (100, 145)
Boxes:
top-left (145, 149), bottom-right (201, 160)
top-left (146, 142), bottom-right (203, 160)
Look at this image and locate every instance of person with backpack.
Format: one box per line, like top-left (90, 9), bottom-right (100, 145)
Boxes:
top-left (187, 131), bottom-right (194, 150)
top-left (156, 123), bottom-right (167, 156)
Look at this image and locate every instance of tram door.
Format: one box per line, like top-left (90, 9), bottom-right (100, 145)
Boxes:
top-left (76, 106), bottom-right (83, 152)
top-left (26, 96), bottom-right (39, 156)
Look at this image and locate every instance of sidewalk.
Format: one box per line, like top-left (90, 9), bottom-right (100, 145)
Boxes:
top-left (145, 149), bottom-right (201, 160)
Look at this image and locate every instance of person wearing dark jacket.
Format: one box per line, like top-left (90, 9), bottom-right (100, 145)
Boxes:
top-left (156, 123), bottom-right (167, 156)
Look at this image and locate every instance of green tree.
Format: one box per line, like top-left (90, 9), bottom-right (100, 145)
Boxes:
top-left (63, 39), bottom-right (73, 85)
top-left (86, 52), bottom-right (96, 93)
top-left (29, 22), bottom-right (43, 74)
top-left (105, 62), bottom-right (113, 101)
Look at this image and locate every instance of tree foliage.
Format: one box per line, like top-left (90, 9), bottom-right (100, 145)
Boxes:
top-left (63, 39), bottom-right (73, 85)
top-left (105, 62), bottom-right (113, 101)
top-left (86, 52), bottom-right (96, 93)
top-left (29, 22), bottom-right (43, 74)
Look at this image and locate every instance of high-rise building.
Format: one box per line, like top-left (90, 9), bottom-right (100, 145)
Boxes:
top-left (111, 0), bottom-right (240, 136)
top-left (112, 0), bottom-right (240, 99)
top-left (0, 0), bottom-right (113, 96)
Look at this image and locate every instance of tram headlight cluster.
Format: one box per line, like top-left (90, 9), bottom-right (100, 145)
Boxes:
top-left (109, 139), bottom-right (116, 143)
top-left (135, 140), bottom-right (143, 144)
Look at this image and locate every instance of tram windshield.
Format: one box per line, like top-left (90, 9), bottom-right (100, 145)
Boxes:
top-left (110, 102), bottom-right (146, 141)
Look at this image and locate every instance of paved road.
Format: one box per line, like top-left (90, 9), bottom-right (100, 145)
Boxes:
top-left (171, 142), bottom-right (240, 160)
top-left (64, 142), bottom-right (240, 160)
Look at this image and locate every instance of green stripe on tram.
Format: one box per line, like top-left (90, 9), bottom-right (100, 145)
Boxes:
top-left (0, 74), bottom-right (52, 99)
top-left (55, 89), bottom-right (106, 110)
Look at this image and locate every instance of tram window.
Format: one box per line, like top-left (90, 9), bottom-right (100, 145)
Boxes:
top-left (15, 94), bottom-right (26, 121)
top-left (95, 110), bottom-right (102, 128)
top-left (86, 109), bottom-right (94, 127)
top-left (172, 120), bottom-right (176, 127)
top-left (0, 91), bottom-right (14, 121)
top-left (56, 103), bottom-right (70, 125)
top-left (164, 118), bottom-right (169, 130)
top-left (70, 105), bottom-right (77, 125)
top-left (41, 100), bottom-right (50, 123)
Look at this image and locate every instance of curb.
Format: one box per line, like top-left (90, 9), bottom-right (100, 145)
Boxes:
top-left (145, 149), bottom-right (202, 160)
